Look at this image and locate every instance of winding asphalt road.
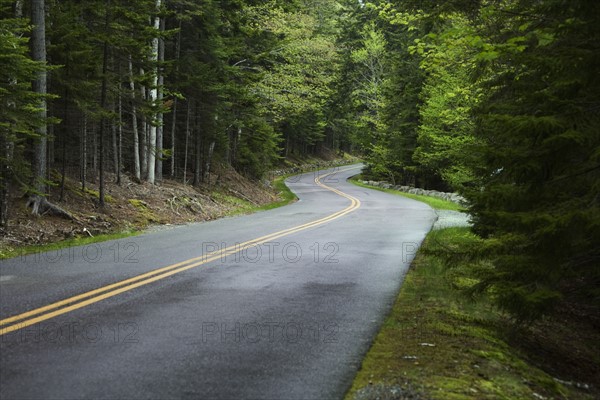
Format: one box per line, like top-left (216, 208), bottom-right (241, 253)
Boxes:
top-left (0, 165), bottom-right (436, 399)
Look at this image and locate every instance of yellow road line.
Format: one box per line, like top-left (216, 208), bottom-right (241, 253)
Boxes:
top-left (0, 166), bottom-right (361, 336)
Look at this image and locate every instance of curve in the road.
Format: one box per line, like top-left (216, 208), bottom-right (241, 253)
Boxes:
top-left (0, 166), bottom-right (362, 336)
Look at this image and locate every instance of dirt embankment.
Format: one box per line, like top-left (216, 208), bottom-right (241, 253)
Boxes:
top-left (0, 165), bottom-right (275, 254)
top-left (0, 156), bottom-right (359, 257)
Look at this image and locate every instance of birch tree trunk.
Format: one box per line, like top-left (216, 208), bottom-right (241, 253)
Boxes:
top-left (129, 56), bottom-right (140, 181)
top-left (140, 68), bottom-right (147, 179)
top-left (146, 0), bottom-right (161, 184)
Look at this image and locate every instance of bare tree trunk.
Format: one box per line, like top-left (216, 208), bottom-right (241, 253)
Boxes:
top-left (98, 0), bottom-right (111, 209)
top-left (183, 100), bottom-right (190, 185)
top-left (170, 18), bottom-right (181, 178)
top-left (155, 11), bottom-right (165, 182)
top-left (231, 127), bottom-right (241, 166)
top-left (204, 141), bottom-right (215, 185)
top-left (139, 68), bottom-right (147, 179)
top-left (92, 121), bottom-right (97, 183)
top-left (170, 98), bottom-right (178, 177)
top-left (30, 0), bottom-right (48, 215)
top-left (111, 102), bottom-right (118, 177)
top-left (81, 114), bottom-right (87, 190)
top-left (146, 0), bottom-right (162, 185)
top-left (193, 105), bottom-right (201, 187)
top-left (59, 84), bottom-right (69, 202)
top-left (0, 133), bottom-right (11, 227)
top-left (117, 90), bottom-right (122, 185)
top-left (24, 0), bottom-right (73, 220)
top-left (129, 56), bottom-right (140, 181)
top-left (46, 24), bottom-right (53, 180)
top-left (14, 1), bottom-right (23, 17)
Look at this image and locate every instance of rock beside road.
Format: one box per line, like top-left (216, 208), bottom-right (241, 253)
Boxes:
top-left (433, 209), bottom-right (471, 230)
top-left (352, 383), bottom-right (424, 400)
top-left (360, 180), bottom-right (467, 207)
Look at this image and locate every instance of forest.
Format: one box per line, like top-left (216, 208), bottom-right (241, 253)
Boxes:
top-left (1, 0), bottom-right (599, 324)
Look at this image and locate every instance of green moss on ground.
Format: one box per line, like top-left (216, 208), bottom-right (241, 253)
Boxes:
top-left (346, 228), bottom-right (594, 400)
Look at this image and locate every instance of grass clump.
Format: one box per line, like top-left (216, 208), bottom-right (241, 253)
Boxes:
top-left (257, 176), bottom-right (297, 211)
top-left (128, 199), bottom-right (162, 224)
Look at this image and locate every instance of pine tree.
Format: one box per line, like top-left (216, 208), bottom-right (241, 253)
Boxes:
top-left (0, 0), bottom-right (44, 226)
top-left (463, 0), bottom-right (600, 319)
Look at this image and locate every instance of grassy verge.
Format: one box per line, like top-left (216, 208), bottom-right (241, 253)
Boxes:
top-left (346, 227), bottom-right (593, 400)
top-left (257, 176), bottom-right (297, 211)
top-left (350, 178), bottom-right (463, 211)
top-left (0, 230), bottom-right (140, 260)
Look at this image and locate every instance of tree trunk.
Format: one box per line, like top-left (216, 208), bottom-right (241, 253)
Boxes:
top-left (111, 101), bottom-right (118, 178)
top-left (146, 0), bottom-right (162, 185)
top-left (0, 133), bottom-right (11, 227)
top-left (81, 114), bottom-right (87, 190)
top-left (117, 90), bottom-right (122, 185)
top-left (59, 84), bottom-right (69, 202)
top-left (1, 1), bottom-right (23, 226)
top-left (204, 141), bottom-right (215, 185)
top-left (30, 0), bottom-right (48, 215)
top-left (91, 121), bottom-right (97, 183)
top-left (170, 97), bottom-right (178, 177)
top-left (170, 19), bottom-right (181, 178)
top-left (183, 100), bottom-right (190, 185)
top-left (129, 56), bottom-right (140, 181)
top-left (193, 104), bottom-right (201, 187)
top-left (155, 10), bottom-right (165, 182)
top-left (139, 68), bottom-right (147, 179)
top-left (14, 1), bottom-right (23, 18)
top-left (98, 0), bottom-right (111, 209)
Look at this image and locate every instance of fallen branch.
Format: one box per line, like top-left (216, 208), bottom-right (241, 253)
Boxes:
top-left (228, 189), bottom-right (258, 205)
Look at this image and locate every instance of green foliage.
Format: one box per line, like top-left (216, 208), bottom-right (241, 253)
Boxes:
top-left (2, 0), bottom-right (597, 324)
top-left (345, 0), bottom-right (600, 321)
top-left (460, 0), bottom-right (600, 320)
top-left (250, 1), bottom-right (340, 155)
top-left (0, 2), bottom-right (45, 198)
top-left (413, 13), bottom-right (481, 191)
top-left (236, 116), bottom-right (281, 179)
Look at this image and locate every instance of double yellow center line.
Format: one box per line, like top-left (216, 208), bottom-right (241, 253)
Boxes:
top-left (0, 167), bottom-right (361, 336)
